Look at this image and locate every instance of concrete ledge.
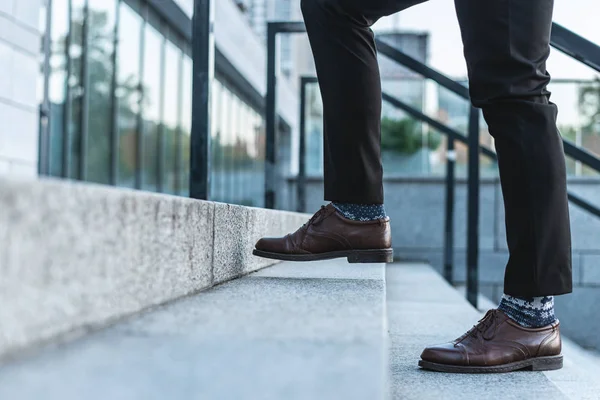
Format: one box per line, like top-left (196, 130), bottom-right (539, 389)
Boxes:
top-left (0, 177), bottom-right (308, 359)
top-left (0, 260), bottom-right (388, 400)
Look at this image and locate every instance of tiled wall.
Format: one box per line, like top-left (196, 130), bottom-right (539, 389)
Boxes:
top-left (0, 0), bottom-right (41, 177)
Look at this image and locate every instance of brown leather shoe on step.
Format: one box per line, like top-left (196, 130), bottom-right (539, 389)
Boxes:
top-left (253, 204), bottom-right (393, 263)
top-left (419, 309), bottom-right (563, 373)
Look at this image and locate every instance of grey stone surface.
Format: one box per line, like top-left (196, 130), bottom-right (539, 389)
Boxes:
top-left (0, 177), bottom-right (308, 359)
top-left (581, 254), bottom-right (600, 285)
top-left (386, 263), bottom-right (599, 400)
top-left (253, 257), bottom-right (385, 280)
top-left (396, 248), bottom-right (509, 285)
top-left (212, 204), bottom-right (310, 284)
top-left (555, 288), bottom-right (600, 350)
top-left (0, 261), bottom-right (387, 400)
top-left (544, 338), bottom-right (600, 400)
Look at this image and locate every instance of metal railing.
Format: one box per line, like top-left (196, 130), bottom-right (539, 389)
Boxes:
top-left (279, 22), bottom-right (600, 307)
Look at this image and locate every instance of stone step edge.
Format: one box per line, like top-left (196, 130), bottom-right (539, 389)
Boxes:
top-left (0, 176), bottom-right (308, 360)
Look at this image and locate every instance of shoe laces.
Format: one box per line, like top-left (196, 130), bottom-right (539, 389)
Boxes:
top-left (457, 309), bottom-right (500, 343)
top-left (302, 205), bottom-right (328, 230)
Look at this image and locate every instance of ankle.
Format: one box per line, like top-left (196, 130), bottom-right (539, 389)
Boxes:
top-left (332, 202), bottom-right (386, 221)
top-left (498, 294), bottom-right (557, 328)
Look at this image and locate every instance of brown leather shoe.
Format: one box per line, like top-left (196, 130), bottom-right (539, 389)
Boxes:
top-left (253, 204), bottom-right (393, 263)
top-left (419, 309), bottom-right (563, 373)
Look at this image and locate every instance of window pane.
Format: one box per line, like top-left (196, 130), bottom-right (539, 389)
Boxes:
top-left (179, 55), bottom-right (192, 196)
top-left (86, 0), bottom-right (117, 184)
top-left (162, 40), bottom-right (181, 195)
top-left (68, 0), bottom-right (86, 179)
top-left (218, 84), bottom-right (231, 203)
top-left (47, 0), bottom-right (69, 177)
top-left (239, 103), bottom-right (253, 206)
top-left (231, 94), bottom-right (242, 204)
top-left (141, 24), bottom-right (163, 191)
top-left (209, 78), bottom-right (221, 199)
top-left (253, 109), bottom-right (265, 208)
top-left (227, 92), bottom-right (239, 203)
top-left (116, 3), bottom-right (142, 188)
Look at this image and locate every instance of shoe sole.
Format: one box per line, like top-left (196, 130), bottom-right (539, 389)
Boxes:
top-left (418, 355), bottom-right (563, 373)
top-left (252, 248), bottom-right (394, 263)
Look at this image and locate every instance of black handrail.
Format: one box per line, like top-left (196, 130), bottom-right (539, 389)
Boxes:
top-left (551, 23), bottom-right (600, 72)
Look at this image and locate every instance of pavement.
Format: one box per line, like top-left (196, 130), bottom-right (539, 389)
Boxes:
top-left (1, 260), bottom-right (599, 399)
top-left (0, 260), bottom-right (387, 400)
top-left (387, 263), bottom-right (600, 400)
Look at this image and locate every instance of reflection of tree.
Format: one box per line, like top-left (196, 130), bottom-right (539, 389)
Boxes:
top-left (578, 79), bottom-right (600, 174)
top-left (579, 78), bottom-right (600, 134)
top-left (54, 7), bottom-right (184, 187)
top-left (211, 131), bottom-right (255, 170)
top-left (58, 7), bottom-right (118, 183)
top-left (381, 117), bottom-right (441, 154)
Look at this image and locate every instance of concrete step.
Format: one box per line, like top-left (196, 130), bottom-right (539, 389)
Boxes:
top-left (386, 263), bottom-right (600, 400)
top-left (0, 260), bottom-right (388, 400)
top-left (459, 285), bottom-right (600, 400)
top-left (0, 177), bottom-right (308, 359)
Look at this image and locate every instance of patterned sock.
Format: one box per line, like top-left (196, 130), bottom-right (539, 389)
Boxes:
top-left (498, 294), bottom-right (557, 328)
top-left (332, 202), bottom-right (387, 221)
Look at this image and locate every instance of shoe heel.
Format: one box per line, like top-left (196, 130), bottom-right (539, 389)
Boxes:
top-left (347, 249), bottom-right (394, 263)
top-left (530, 355), bottom-right (563, 371)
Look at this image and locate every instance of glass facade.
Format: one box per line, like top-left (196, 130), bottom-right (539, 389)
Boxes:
top-left (210, 80), bottom-right (265, 207)
top-left (39, 0), bottom-right (266, 207)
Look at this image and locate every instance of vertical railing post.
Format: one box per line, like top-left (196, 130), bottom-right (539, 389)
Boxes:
top-left (466, 107), bottom-right (480, 308)
top-left (443, 137), bottom-right (456, 283)
top-left (297, 77), bottom-right (308, 213)
top-left (190, 0), bottom-right (214, 199)
top-left (265, 23), bottom-right (277, 209)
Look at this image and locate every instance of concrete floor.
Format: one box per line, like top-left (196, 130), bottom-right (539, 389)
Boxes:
top-left (386, 263), bottom-right (600, 400)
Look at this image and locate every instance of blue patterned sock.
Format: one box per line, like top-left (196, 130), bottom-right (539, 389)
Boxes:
top-left (498, 294), bottom-right (557, 328)
top-left (332, 202), bottom-right (387, 221)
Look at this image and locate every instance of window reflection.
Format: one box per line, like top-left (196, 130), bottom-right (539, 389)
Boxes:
top-left (116, 3), bottom-right (142, 188)
top-left (47, 0), bottom-right (69, 177)
top-left (218, 83), bottom-right (231, 203)
top-left (210, 78), bottom-right (221, 200)
top-left (163, 40), bottom-right (182, 194)
top-left (68, 0), bottom-right (86, 179)
top-left (39, 0), bottom-right (267, 205)
top-left (86, 0), bottom-right (117, 184)
top-left (180, 55), bottom-right (192, 197)
top-left (141, 24), bottom-right (162, 192)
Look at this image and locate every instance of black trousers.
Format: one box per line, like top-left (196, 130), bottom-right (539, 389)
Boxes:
top-left (301, 0), bottom-right (572, 297)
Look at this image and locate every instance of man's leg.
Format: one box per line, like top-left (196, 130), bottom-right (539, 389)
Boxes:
top-left (420, 0), bottom-right (572, 373)
top-left (253, 0), bottom-right (425, 263)
top-left (300, 0), bottom-right (425, 205)
top-left (455, 0), bottom-right (572, 298)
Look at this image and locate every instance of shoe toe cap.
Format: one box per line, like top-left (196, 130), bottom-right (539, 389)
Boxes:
top-left (255, 237), bottom-right (285, 253)
top-left (421, 342), bottom-right (468, 365)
